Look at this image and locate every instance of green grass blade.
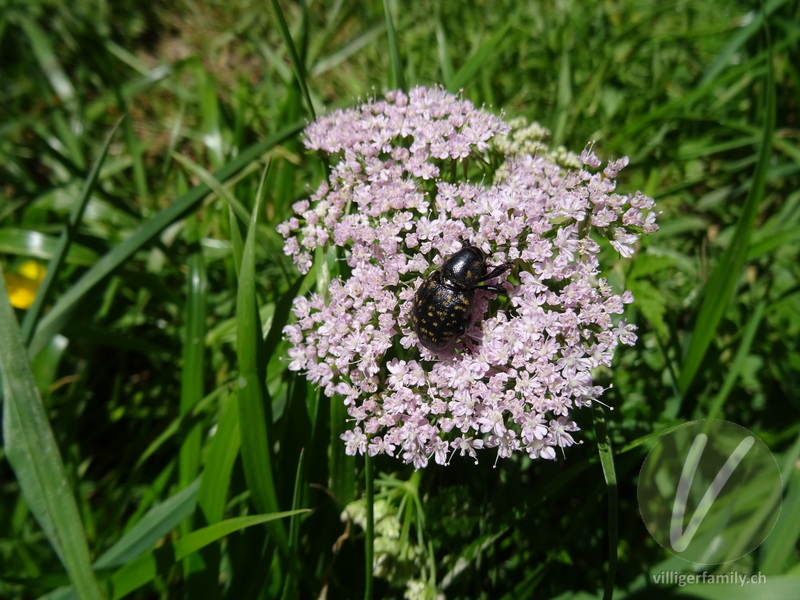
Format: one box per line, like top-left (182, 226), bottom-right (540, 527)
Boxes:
top-left (131, 388), bottom-right (223, 471)
top-left (618, 423), bottom-right (688, 454)
top-left (108, 512), bottom-right (308, 599)
top-left (447, 22), bottom-right (511, 93)
top-left (699, 0), bottom-right (782, 87)
top-left (0, 268), bottom-right (104, 600)
top-left (178, 221), bottom-right (208, 494)
top-left (281, 449), bottom-right (307, 600)
top-left (171, 153), bottom-right (252, 226)
top-left (20, 119), bottom-right (122, 346)
top-left (236, 166), bottom-right (288, 551)
top-left (174, 513), bottom-right (306, 558)
top-left (197, 394), bottom-right (240, 526)
top-left (761, 434), bottom-right (800, 575)
top-left (551, 45), bottom-right (573, 147)
top-left (0, 228), bottom-right (98, 265)
top-left (434, 1), bottom-right (454, 86)
top-left (677, 41), bottom-right (776, 396)
top-left (93, 480), bottom-right (200, 570)
top-left (701, 300), bottom-right (766, 421)
top-left (119, 109), bottom-right (148, 202)
top-left (28, 120), bottom-right (304, 356)
top-left (197, 65), bottom-right (225, 169)
top-left (191, 392), bottom-right (240, 600)
top-left (270, 0), bottom-right (316, 120)
top-left (229, 201), bottom-right (245, 260)
top-left (747, 225), bottom-right (800, 260)
top-left (383, 0), bottom-right (405, 91)
top-left (288, 447), bottom-right (306, 551)
top-left (16, 14), bottom-right (75, 104)
top-left (309, 25), bottom-right (385, 78)
top-left (264, 275), bottom-right (305, 366)
top-left (607, 47), bottom-right (774, 151)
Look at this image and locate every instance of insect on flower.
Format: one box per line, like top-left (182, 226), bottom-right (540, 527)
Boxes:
top-left (411, 245), bottom-right (511, 353)
top-left (279, 87), bottom-right (658, 467)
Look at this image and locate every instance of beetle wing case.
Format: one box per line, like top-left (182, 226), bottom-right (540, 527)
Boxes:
top-left (412, 245), bottom-right (511, 353)
top-left (412, 271), bottom-right (472, 352)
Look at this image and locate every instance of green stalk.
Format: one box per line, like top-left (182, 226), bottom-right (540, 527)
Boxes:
top-left (364, 452), bottom-right (374, 600)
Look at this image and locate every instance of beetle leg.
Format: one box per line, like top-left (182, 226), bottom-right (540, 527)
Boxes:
top-left (476, 283), bottom-right (506, 295)
top-left (480, 262), bottom-right (512, 283)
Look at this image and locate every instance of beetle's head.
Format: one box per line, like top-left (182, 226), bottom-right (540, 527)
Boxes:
top-left (441, 246), bottom-right (485, 288)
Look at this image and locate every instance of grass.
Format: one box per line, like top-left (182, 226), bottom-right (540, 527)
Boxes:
top-left (1, 0), bottom-right (800, 598)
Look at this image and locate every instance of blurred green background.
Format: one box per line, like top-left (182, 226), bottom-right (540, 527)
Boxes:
top-left (1, 0), bottom-right (799, 598)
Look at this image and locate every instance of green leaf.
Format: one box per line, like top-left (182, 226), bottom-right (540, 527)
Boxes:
top-left (627, 279), bottom-right (668, 339)
top-left (108, 512), bottom-right (308, 599)
top-left (677, 47), bottom-right (775, 396)
top-left (21, 119), bottom-right (122, 346)
top-left (178, 220), bottom-right (208, 493)
top-left (699, 0), bottom-right (783, 87)
top-left (28, 121), bottom-right (304, 357)
top-left (196, 394), bottom-right (241, 526)
top-left (434, 2), bottom-right (454, 85)
top-left (235, 166), bottom-right (288, 550)
top-left (383, 0), bottom-right (405, 91)
top-left (191, 391), bottom-right (240, 599)
top-left (270, 0), bottom-right (316, 119)
top-left (700, 300), bottom-right (765, 420)
top-left (93, 480), bottom-right (200, 570)
top-left (16, 14), bottom-right (75, 104)
top-left (197, 65), bottom-right (224, 168)
top-left (171, 153), bottom-right (252, 227)
top-left (747, 225), bottom-right (800, 260)
top-left (618, 423), bottom-right (688, 454)
top-left (309, 25), bottom-right (385, 78)
top-left (761, 438), bottom-right (800, 575)
top-left (0, 267), bottom-right (104, 600)
top-left (0, 228), bottom-right (98, 265)
top-left (447, 22), bottom-right (511, 93)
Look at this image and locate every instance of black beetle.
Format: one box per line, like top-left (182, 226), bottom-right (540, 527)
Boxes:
top-left (411, 245), bottom-right (511, 353)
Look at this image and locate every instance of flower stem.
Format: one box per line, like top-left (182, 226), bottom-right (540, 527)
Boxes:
top-left (364, 452), bottom-right (374, 600)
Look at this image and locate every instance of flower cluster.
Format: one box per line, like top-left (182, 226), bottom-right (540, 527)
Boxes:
top-left (279, 87), bottom-right (657, 468)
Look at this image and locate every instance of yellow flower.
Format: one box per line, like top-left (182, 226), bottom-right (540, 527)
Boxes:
top-left (3, 260), bottom-right (46, 309)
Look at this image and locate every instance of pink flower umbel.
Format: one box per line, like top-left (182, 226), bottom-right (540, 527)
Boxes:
top-left (279, 87), bottom-right (657, 468)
